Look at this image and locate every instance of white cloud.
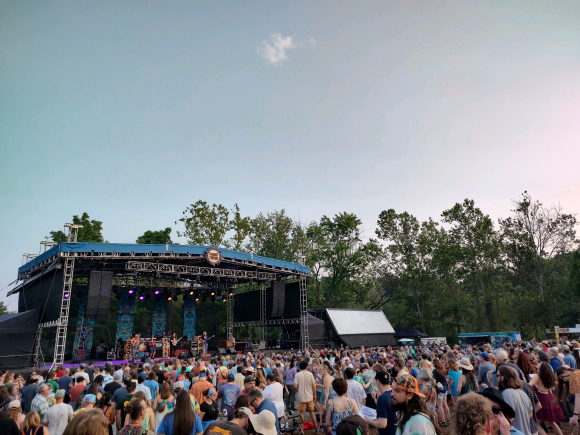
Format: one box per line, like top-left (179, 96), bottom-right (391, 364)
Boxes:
top-left (258, 33), bottom-right (316, 65)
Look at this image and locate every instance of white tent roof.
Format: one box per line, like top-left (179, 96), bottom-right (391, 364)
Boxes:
top-left (326, 309), bottom-right (395, 335)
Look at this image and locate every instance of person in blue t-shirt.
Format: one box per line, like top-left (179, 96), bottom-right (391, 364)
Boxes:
top-left (247, 388), bottom-right (281, 434)
top-left (143, 372), bottom-right (160, 402)
top-left (157, 390), bottom-right (203, 435)
top-left (364, 371), bottom-right (396, 435)
top-left (218, 375), bottom-right (242, 419)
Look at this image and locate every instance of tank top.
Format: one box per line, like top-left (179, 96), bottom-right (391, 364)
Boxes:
top-left (460, 375), bottom-right (478, 395)
top-left (330, 398), bottom-right (354, 435)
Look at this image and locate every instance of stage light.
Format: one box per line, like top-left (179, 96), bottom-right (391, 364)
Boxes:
top-left (222, 296), bottom-right (227, 303)
top-left (154, 290), bottom-right (160, 295)
top-left (167, 295), bottom-right (172, 301)
top-left (190, 291), bottom-right (194, 296)
top-left (64, 293), bottom-right (70, 298)
top-left (195, 295), bottom-right (200, 302)
top-left (139, 293), bottom-right (145, 300)
top-left (229, 290), bottom-right (233, 297)
top-left (128, 289), bottom-right (134, 294)
top-left (211, 290), bottom-right (215, 296)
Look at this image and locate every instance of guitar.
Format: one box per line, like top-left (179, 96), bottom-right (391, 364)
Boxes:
top-left (171, 337), bottom-right (183, 347)
top-left (131, 337), bottom-right (139, 347)
top-left (199, 335), bottom-right (215, 345)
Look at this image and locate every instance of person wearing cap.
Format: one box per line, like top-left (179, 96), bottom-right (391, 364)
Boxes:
top-left (240, 406), bottom-right (277, 435)
top-left (479, 387), bottom-right (525, 435)
top-left (239, 376), bottom-right (256, 397)
top-left (562, 345), bottom-right (576, 369)
top-left (548, 348), bottom-right (563, 372)
top-left (390, 373), bottom-right (436, 435)
top-left (478, 352), bottom-right (495, 388)
top-left (136, 372), bottom-right (152, 407)
top-left (72, 393), bottom-right (97, 418)
top-left (7, 400), bottom-right (25, 430)
top-left (491, 351), bottom-right (524, 388)
top-left (364, 371), bottom-right (396, 435)
top-left (262, 373), bottom-right (284, 420)
top-left (218, 373), bottom-right (242, 420)
top-left (192, 372), bottom-right (214, 406)
top-left (43, 390), bottom-right (73, 435)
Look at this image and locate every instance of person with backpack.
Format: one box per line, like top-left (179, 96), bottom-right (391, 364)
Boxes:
top-left (21, 410), bottom-right (49, 435)
top-left (432, 358), bottom-right (450, 427)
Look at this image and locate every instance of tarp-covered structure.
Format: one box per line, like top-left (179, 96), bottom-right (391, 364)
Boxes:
top-left (394, 327), bottom-right (429, 338)
top-left (306, 314), bottom-right (325, 347)
top-left (0, 310), bottom-right (39, 368)
top-left (326, 309), bottom-right (397, 347)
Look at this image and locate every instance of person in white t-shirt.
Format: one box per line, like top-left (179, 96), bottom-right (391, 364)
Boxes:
top-left (43, 390), bottom-right (73, 435)
top-left (262, 374), bottom-right (284, 419)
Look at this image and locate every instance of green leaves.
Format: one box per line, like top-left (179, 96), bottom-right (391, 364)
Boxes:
top-left (136, 227), bottom-right (173, 244)
top-left (50, 212), bottom-right (105, 243)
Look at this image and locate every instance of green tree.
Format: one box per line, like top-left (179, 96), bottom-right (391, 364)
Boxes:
top-left (571, 251), bottom-right (580, 297)
top-left (500, 192), bottom-right (577, 306)
top-left (226, 204), bottom-right (251, 251)
top-left (0, 301), bottom-right (9, 315)
top-left (441, 199), bottom-right (501, 331)
top-left (248, 210), bottom-right (300, 262)
top-left (177, 200), bottom-right (230, 246)
top-left (50, 213), bottom-right (105, 243)
top-left (136, 227), bottom-right (174, 244)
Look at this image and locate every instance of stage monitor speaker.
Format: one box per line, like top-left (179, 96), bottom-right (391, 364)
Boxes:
top-left (96, 271), bottom-right (113, 319)
top-left (85, 271), bottom-right (101, 319)
top-left (271, 281), bottom-right (285, 318)
top-left (218, 348), bottom-right (226, 355)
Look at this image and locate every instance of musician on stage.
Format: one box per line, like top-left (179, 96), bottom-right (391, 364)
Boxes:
top-left (229, 333), bottom-right (236, 346)
top-left (149, 336), bottom-right (156, 359)
top-left (201, 331), bottom-right (209, 355)
top-left (170, 333), bottom-right (178, 356)
top-left (131, 333), bottom-right (140, 359)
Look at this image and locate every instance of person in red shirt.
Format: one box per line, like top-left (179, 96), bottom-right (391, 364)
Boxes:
top-left (70, 378), bottom-right (87, 406)
top-left (239, 377), bottom-right (256, 396)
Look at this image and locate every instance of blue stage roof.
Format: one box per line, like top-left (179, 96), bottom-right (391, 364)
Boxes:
top-left (18, 243), bottom-right (310, 275)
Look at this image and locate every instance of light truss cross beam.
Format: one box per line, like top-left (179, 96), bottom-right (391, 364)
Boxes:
top-left (126, 261), bottom-right (278, 281)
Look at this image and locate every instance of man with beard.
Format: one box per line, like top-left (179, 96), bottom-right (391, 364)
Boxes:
top-left (390, 373), bottom-right (437, 435)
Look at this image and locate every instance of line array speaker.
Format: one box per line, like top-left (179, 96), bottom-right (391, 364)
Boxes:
top-left (270, 281), bottom-right (285, 318)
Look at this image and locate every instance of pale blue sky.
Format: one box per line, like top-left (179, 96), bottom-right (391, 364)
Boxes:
top-left (1, 1), bottom-right (579, 310)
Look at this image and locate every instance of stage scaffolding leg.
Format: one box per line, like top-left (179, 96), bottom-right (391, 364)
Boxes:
top-left (299, 275), bottom-right (309, 351)
top-left (260, 283), bottom-right (266, 342)
top-left (226, 290), bottom-right (233, 340)
top-left (51, 257), bottom-right (75, 370)
top-left (32, 324), bottom-right (43, 368)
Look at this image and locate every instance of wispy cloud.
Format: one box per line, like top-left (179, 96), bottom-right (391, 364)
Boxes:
top-left (258, 33), bottom-right (316, 65)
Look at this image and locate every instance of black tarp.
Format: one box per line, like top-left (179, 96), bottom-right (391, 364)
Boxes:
top-left (233, 282), bottom-right (300, 323)
top-left (0, 309), bottom-right (39, 368)
top-left (18, 269), bottom-right (63, 323)
top-left (394, 327), bottom-right (429, 338)
top-left (307, 314), bottom-right (325, 347)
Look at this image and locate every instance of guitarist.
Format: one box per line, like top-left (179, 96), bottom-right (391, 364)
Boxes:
top-left (201, 331), bottom-right (209, 355)
top-left (131, 333), bottom-right (140, 359)
top-left (170, 333), bottom-right (179, 356)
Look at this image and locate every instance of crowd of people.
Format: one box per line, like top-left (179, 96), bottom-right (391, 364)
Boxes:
top-left (1, 336), bottom-right (579, 435)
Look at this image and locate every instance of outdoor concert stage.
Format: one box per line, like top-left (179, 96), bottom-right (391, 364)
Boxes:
top-left (5, 241), bottom-right (310, 370)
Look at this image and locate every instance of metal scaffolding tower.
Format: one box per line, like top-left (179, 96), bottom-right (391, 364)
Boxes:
top-left (50, 257), bottom-right (75, 370)
top-left (298, 256), bottom-right (309, 350)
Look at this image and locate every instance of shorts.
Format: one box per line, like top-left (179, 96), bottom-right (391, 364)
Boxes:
top-left (298, 400), bottom-right (315, 411)
top-left (437, 392), bottom-right (445, 400)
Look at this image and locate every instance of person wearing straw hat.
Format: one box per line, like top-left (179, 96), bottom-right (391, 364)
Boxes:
top-left (456, 358), bottom-right (478, 395)
top-left (239, 407), bottom-right (277, 435)
top-left (390, 373), bottom-right (436, 435)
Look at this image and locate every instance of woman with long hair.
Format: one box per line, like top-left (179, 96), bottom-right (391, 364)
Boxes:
top-left (456, 358), bottom-right (478, 396)
top-left (21, 410), bottom-right (49, 435)
top-left (284, 358), bottom-right (297, 411)
top-left (516, 351), bottom-right (536, 382)
top-left (153, 382), bottom-right (175, 432)
top-left (99, 392), bottom-right (115, 435)
top-left (497, 365), bottom-right (533, 435)
top-left (62, 408), bottom-right (110, 435)
top-left (87, 382), bottom-right (102, 401)
top-left (7, 400), bottom-right (25, 429)
top-left (157, 390), bottom-right (203, 435)
top-left (447, 358), bottom-right (460, 405)
top-left (530, 363), bottom-right (564, 435)
top-left (432, 359), bottom-right (450, 426)
top-left (325, 377), bottom-right (359, 435)
top-left (125, 391), bottom-right (154, 431)
top-left (417, 368), bottom-right (437, 420)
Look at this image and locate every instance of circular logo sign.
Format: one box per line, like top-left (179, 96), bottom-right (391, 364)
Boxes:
top-left (205, 248), bottom-right (221, 266)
